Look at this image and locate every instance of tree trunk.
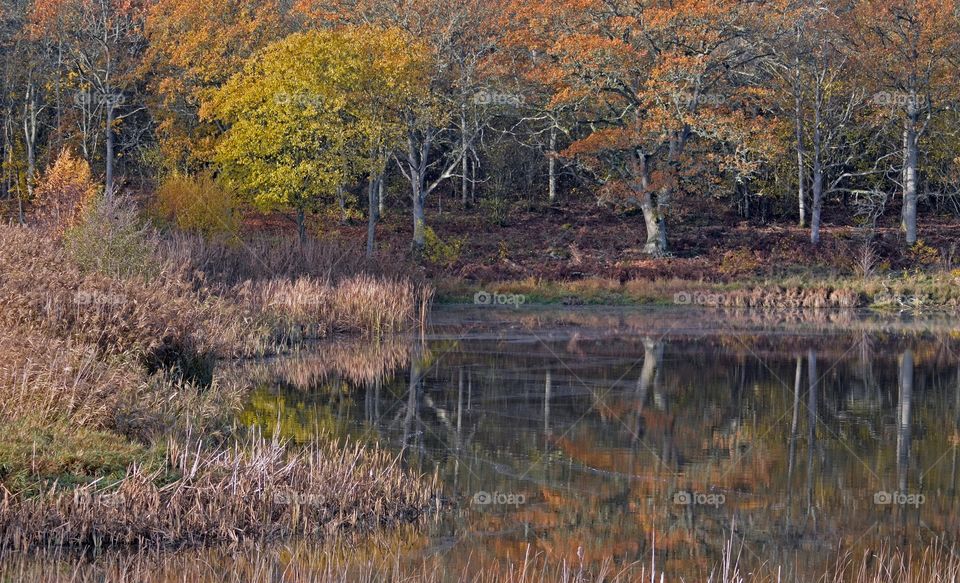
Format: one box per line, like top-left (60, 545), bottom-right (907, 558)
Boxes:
top-left (377, 177), bottom-right (385, 218)
top-left (105, 100), bottom-right (115, 199)
top-left (412, 179), bottom-right (426, 253)
top-left (461, 105), bottom-right (469, 206)
top-left (640, 191), bottom-right (668, 256)
top-left (296, 207), bottom-right (306, 244)
top-left (902, 112), bottom-right (919, 246)
top-left (810, 82), bottom-right (823, 245)
top-left (795, 88), bottom-right (806, 228)
top-left (548, 124), bottom-right (557, 202)
top-left (22, 81), bottom-right (37, 199)
top-left (366, 174), bottom-right (379, 259)
top-left (810, 160), bottom-right (823, 245)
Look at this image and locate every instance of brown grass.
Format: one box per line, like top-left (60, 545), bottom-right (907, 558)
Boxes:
top-left (0, 219), bottom-right (435, 550)
top-left (4, 538), bottom-right (960, 582)
top-left (0, 433), bottom-right (437, 551)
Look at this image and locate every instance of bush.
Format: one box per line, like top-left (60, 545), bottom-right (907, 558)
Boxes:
top-left (423, 226), bottom-right (463, 267)
top-left (155, 172), bottom-right (238, 237)
top-left (32, 148), bottom-right (99, 233)
top-left (65, 196), bottom-right (157, 278)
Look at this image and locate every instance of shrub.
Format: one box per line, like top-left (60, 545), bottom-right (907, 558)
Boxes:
top-left (65, 196), bottom-right (157, 278)
top-left (32, 149), bottom-right (99, 233)
top-left (423, 226), bottom-right (463, 267)
top-left (154, 172), bottom-right (238, 237)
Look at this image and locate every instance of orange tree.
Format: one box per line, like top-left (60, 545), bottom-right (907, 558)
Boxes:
top-left (510, 0), bottom-right (776, 255)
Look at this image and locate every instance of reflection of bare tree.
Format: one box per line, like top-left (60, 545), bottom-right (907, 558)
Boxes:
top-left (787, 355), bottom-right (802, 524)
top-left (403, 342), bottom-right (423, 454)
top-left (807, 350), bottom-right (818, 520)
top-left (897, 350), bottom-right (914, 496)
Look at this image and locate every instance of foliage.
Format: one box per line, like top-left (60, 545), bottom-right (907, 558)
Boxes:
top-left (422, 226), bottom-right (463, 267)
top-left (32, 149), bottom-right (100, 233)
top-left (64, 196), bottom-right (158, 278)
top-left (155, 172), bottom-right (238, 237)
top-left (203, 27), bottom-right (428, 220)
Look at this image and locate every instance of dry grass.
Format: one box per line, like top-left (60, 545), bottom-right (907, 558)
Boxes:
top-left (0, 219), bottom-right (435, 550)
top-left (0, 433), bottom-right (437, 551)
top-left (235, 273), bottom-right (432, 342)
top-left (4, 538), bottom-right (960, 582)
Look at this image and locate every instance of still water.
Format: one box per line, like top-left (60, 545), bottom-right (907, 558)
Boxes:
top-left (239, 307), bottom-right (960, 579)
top-left (7, 307), bottom-right (960, 580)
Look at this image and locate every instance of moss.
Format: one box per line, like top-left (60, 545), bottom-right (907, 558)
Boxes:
top-left (0, 420), bottom-right (149, 494)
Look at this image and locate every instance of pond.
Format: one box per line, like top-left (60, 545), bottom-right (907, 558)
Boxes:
top-left (6, 306), bottom-right (960, 581)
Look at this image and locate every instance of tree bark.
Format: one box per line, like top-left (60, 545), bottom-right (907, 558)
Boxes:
top-left (795, 83), bottom-right (806, 228)
top-left (366, 174), bottom-right (380, 258)
top-left (548, 124), bottom-right (557, 202)
top-left (22, 80), bottom-right (38, 200)
top-left (810, 81), bottom-right (824, 245)
top-left (296, 206), bottom-right (306, 244)
top-left (461, 105), bottom-right (469, 206)
top-left (105, 98), bottom-right (115, 199)
top-left (412, 179), bottom-right (426, 252)
top-left (902, 107), bottom-right (919, 246)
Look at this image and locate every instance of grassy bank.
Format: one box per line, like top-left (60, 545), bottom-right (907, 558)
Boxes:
top-left (0, 202), bottom-right (435, 550)
top-left (436, 269), bottom-right (960, 312)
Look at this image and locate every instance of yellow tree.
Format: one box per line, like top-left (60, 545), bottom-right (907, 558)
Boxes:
top-left (202, 27), bottom-right (427, 244)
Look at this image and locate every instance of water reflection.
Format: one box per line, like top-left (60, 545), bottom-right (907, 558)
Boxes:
top-left (238, 308), bottom-right (960, 579)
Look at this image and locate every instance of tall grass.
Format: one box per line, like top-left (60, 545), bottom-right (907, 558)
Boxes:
top-left (4, 537), bottom-right (960, 582)
top-left (0, 433), bottom-right (437, 551)
top-left (0, 201), bottom-right (435, 550)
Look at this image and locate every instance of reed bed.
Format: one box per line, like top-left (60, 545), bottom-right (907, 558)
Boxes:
top-left (4, 538), bottom-right (960, 582)
top-left (0, 225), bottom-right (431, 363)
top-left (0, 433), bottom-right (438, 551)
top-left (0, 219), bottom-right (435, 551)
top-left (235, 274), bottom-right (432, 342)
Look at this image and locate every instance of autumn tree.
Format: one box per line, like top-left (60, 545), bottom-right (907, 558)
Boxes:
top-left (297, 0), bottom-right (508, 252)
top-left (203, 27), bottom-right (428, 244)
top-left (514, 0), bottom-right (776, 256)
top-left (142, 0), bottom-right (292, 171)
top-left (29, 0), bottom-right (148, 198)
top-left (767, 1), bottom-right (878, 245)
top-left (850, 0), bottom-right (960, 247)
